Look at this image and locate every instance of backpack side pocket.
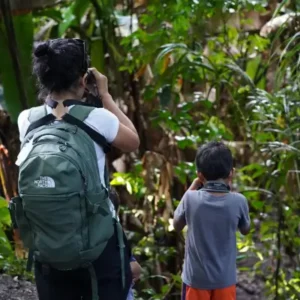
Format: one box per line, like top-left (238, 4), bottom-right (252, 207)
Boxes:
top-left (9, 196), bottom-right (34, 249)
top-left (85, 190), bottom-right (114, 249)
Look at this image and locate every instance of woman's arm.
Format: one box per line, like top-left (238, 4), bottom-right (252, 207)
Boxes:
top-left (88, 68), bottom-right (140, 152)
top-left (89, 68), bottom-right (137, 133)
top-left (101, 93), bottom-right (137, 135)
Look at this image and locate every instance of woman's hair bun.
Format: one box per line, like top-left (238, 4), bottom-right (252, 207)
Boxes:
top-left (34, 43), bottom-right (51, 58)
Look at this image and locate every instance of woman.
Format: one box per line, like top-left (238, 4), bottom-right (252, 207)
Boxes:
top-left (17, 38), bottom-right (140, 300)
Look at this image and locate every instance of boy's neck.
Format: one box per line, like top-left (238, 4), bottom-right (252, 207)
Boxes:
top-left (202, 179), bottom-right (231, 196)
top-left (205, 179), bottom-right (229, 184)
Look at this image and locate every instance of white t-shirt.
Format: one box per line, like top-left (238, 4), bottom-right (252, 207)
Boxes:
top-left (17, 105), bottom-right (119, 188)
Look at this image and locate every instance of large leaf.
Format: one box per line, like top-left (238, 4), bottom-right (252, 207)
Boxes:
top-left (90, 37), bottom-right (105, 73)
top-left (0, 13), bottom-right (36, 122)
top-left (0, 197), bottom-right (12, 256)
top-left (0, 197), bottom-right (10, 227)
top-left (58, 0), bottom-right (90, 36)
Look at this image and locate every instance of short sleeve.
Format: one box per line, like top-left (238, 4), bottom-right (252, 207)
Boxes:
top-left (17, 109), bottom-right (31, 143)
top-left (84, 108), bottom-right (120, 143)
top-left (238, 196), bottom-right (250, 230)
top-left (174, 191), bottom-right (189, 224)
top-left (130, 256), bottom-right (136, 262)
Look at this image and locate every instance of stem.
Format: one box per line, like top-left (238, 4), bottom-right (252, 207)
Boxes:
top-left (274, 196), bottom-right (283, 300)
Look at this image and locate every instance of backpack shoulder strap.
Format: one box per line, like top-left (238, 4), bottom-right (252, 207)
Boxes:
top-left (63, 106), bottom-right (111, 153)
top-left (28, 105), bottom-right (48, 123)
top-left (25, 105), bottom-right (55, 138)
top-left (65, 105), bottom-right (111, 187)
top-left (68, 105), bottom-right (95, 121)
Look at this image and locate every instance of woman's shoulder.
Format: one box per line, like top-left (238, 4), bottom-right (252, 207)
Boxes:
top-left (85, 107), bottom-right (119, 128)
top-left (17, 109), bottom-right (32, 142)
top-left (84, 108), bottom-right (119, 143)
top-left (18, 105), bottom-right (46, 124)
top-left (87, 107), bottom-right (117, 119)
top-left (18, 108), bottom-right (31, 123)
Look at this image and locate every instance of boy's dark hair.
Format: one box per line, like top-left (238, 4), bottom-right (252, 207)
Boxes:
top-left (195, 141), bottom-right (233, 181)
top-left (33, 38), bottom-right (89, 94)
top-left (109, 188), bottom-right (120, 213)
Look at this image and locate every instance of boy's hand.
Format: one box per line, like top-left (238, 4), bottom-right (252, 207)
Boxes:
top-left (189, 178), bottom-right (203, 191)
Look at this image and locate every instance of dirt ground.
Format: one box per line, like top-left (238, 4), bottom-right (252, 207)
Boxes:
top-left (0, 274), bottom-right (37, 300)
top-left (0, 273), bottom-right (264, 300)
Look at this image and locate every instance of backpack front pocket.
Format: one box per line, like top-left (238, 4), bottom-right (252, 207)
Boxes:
top-left (21, 193), bottom-right (83, 265)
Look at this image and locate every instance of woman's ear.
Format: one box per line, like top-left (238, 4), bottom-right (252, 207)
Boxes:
top-left (81, 74), bottom-right (87, 88)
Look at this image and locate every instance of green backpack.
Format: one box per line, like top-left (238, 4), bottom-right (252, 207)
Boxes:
top-left (9, 104), bottom-right (126, 300)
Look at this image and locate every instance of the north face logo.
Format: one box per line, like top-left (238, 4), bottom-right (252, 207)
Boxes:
top-left (34, 176), bottom-right (55, 188)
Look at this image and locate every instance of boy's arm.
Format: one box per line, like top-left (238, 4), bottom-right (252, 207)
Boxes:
top-left (173, 179), bottom-right (202, 232)
top-left (238, 196), bottom-right (251, 235)
top-left (173, 192), bottom-right (188, 232)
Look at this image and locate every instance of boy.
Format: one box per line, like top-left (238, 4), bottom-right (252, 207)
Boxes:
top-left (174, 141), bottom-right (251, 300)
top-left (109, 189), bottom-right (142, 300)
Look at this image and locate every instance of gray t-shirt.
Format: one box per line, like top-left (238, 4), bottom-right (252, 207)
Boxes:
top-left (174, 190), bottom-right (250, 290)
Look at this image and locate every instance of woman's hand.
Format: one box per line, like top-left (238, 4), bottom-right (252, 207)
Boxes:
top-left (88, 68), bottom-right (109, 97)
top-left (130, 261), bottom-right (142, 283)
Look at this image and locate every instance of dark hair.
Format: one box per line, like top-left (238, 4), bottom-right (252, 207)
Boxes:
top-left (109, 188), bottom-right (120, 213)
top-left (33, 38), bottom-right (89, 94)
top-left (195, 141), bottom-right (233, 181)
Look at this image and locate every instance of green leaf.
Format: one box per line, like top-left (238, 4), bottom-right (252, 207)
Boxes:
top-left (225, 63), bottom-right (255, 89)
top-left (126, 181), bottom-right (133, 194)
top-left (251, 200), bottom-right (264, 210)
top-left (280, 32), bottom-right (300, 62)
top-left (58, 0), bottom-right (89, 36)
top-left (158, 85), bottom-right (171, 107)
top-left (90, 38), bottom-right (105, 73)
top-left (14, 14), bottom-right (36, 108)
top-left (110, 176), bottom-right (126, 186)
top-left (256, 251), bottom-right (264, 261)
top-left (58, 3), bottom-right (76, 36)
top-left (156, 43), bottom-right (188, 64)
top-left (73, 0), bottom-right (90, 22)
top-left (0, 13), bottom-right (35, 121)
top-left (33, 8), bottom-right (63, 22)
top-left (0, 197), bottom-right (10, 227)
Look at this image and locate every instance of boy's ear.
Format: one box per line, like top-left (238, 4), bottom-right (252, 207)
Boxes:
top-left (197, 172), bottom-right (205, 183)
top-left (229, 168), bottom-right (235, 179)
